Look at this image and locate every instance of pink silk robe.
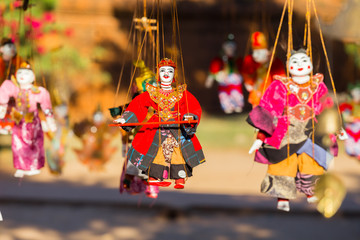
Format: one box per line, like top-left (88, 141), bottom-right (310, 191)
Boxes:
top-left (0, 80), bottom-right (53, 170)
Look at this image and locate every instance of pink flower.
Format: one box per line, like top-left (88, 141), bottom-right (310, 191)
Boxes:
top-left (37, 46), bottom-right (45, 54)
top-left (13, 1), bottom-right (22, 8)
top-left (43, 12), bottom-right (55, 23)
top-left (64, 28), bottom-right (74, 37)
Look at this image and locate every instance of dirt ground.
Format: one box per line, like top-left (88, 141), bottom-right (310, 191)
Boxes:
top-left (0, 115), bottom-right (359, 240)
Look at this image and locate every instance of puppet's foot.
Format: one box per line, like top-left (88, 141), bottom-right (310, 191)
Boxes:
top-left (307, 195), bottom-right (318, 204)
top-left (234, 107), bottom-right (242, 113)
top-left (174, 178), bottom-right (185, 189)
top-left (14, 170), bottom-right (25, 178)
top-left (148, 178), bottom-right (171, 187)
top-left (145, 185), bottom-right (159, 199)
top-left (277, 198), bottom-right (290, 212)
top-left (25, 169), bottom-right (41, 176)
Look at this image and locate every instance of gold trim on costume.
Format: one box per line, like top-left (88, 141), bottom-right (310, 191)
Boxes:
top-left (146, 83), bottom-right (187, 121)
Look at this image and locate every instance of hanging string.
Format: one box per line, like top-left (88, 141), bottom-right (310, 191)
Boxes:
top-left (285, 0), bottom-right (294, 162)
top-left (304, 0), bottom-right (316, 162)
top-left (174, 0), bottom-right (190, 116)
top-left (113, 10), bottom-right (136, 107)
top-left (262, 0), bottom-right (288, 95)
top-left (160, 0), bottom-right (165, 59)
top-left (311, 0), bottom-right (343, 129)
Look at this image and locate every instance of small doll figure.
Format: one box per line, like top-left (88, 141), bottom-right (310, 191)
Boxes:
top-left (241, 32), bottom-right (285, 107)
top-left (75, 108), bottom-right (117, 171)
top-left (0, 38), bottom-right (21, 134)
top-left (0, 62), bottom-right (57, 178)
top-left (0, 38), bottom-right (20, 83)
top-left (340, 83), bottom-right (360, 160)
top-left (44, 103), bottom-right (70, 175)
top-left (114, 58), bottom-right (205, 189)
top-left (133, 60), bottom-right (157, 94)
top-left (205, 34), bottom-right (244, 114)
top-left (247, 49), bottom-right (346, 211)
top-left (110, 105), bottom-right (159, 199)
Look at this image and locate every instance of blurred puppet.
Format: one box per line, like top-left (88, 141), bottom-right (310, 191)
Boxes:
top-left (0, 38), bottom-right (21, 134)
top-left (0, 62), bottom-right (57, 178)
top-left (241, 32), bottom-right (285, 107)
top-left (340, 83), bottom-right (360, 161)
top-left (75, 107), bottom-right (117, 171)
top-left (133, 60), bottom-right (157, 94)
top-left (205, 34), bottom-right (244, 114)
top-left (44, 99), bottom-right (71, 175)
top-left (114, 58), bottom-right (205, 189)
top-left (0, 38), bottom-right (21, 83)
top-left (247, 49), bottom-right (347, 212)
top-left (110, 82), bottom-right (159, 199)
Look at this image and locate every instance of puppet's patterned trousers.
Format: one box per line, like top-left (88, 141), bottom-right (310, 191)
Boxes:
top-left (261, 153), bottom-right (324, 199)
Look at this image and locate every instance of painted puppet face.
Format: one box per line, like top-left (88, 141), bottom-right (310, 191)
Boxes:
top-left (16, 68), bottom-right (35, 86)
top-left (159, 66), bottom-right (175, 85)
top-left (222, 41), bottom-right (236, 57)
top-left (351, 87), bottom-right (360, 103)
top-left (252, 48), bottom-right (270, 64)
top-left (288, 52), bottom-right (313, 79)
top-left (0, 43), bottom-right (16, 61)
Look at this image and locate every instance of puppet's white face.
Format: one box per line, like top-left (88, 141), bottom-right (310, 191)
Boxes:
top-left (0, 43), bottom-right (16, 61)
top-left (252, 49), bottom-right (270, 64)
top-left (351, 87), bottom-right (360, 103)
top-left (222, 41), bottom-right (236, 57)
top-left (16, 69), bottom-right (35, 87)
top-left (159, 66), bottom-right (174, 85)
top-left (288, 53), bottom-right (313, 83)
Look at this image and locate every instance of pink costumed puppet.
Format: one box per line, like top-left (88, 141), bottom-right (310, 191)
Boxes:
top-left (247, 49), bottom-right (347, 212)
top-left (0, 62), bottom-right (56, 178)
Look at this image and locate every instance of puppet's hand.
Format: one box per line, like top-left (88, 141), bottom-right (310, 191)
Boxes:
top-left (249, 139), bottom-right (263, 154)
top-left (46, 117), bottom-right (57, 132)
top-left (182, 114), bottom-right (197, 135)
top-left (114, 117), bottom-right (133, 132)
top-left (0, 105), bottom-right (6, 119)
top-left (114, 117), bottom-right (126, 124)
top-left (338, 128), bottom-right (348, 141)
top-left (244, 83), bottom-right (254, 92)
top-left (205, 75), bottom-right (214, 88)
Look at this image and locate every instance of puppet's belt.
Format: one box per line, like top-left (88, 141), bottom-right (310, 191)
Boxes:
top-left (11, 109), bottom-right (35, 124)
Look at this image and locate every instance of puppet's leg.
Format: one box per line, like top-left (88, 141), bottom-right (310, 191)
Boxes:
top-left (229, 89), bottom-right (244, 113)
top-left (218, 91), bottom-right (234, 114)
top-left (262, 154), bottom-right (298, 211)
top-left (296, 153), bottom-right (324, 203)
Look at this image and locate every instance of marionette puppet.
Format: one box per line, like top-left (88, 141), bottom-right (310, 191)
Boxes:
top-left (242, 32), bottom-right (285, 107)
top-left (247, 49), bottom-right (347, 211)
top-left (44, 103), bottom-right (70, 175)
top-left (133, 60), bottom-right (157, 94)
top-left (0, 38), bottom-right (20, 83)
top-left (205, 34), bottom-right (244, 114)
top-left (110, 105), bottom-right (159, 199)
top-left (114, 58), bottom-right (205, 189)
top-left (0, 62), bottom-right (56, 178)
top-left (340, 83), bottom-right (360, 161)
top-left (75, 108), bottom-right (117, 171)
top-left (0, 38), bottom-right (21, 134)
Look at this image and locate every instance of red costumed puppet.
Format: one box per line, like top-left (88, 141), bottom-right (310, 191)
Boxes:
top-left (241, 32), bottom-right (285, 107)
top-left (114, 58), bottom-right (205, 189)
top-left (205, 34), bottom-right (244, 114)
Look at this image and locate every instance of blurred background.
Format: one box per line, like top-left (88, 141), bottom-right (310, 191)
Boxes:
top-left (0, 0), bottom-right (360, 239)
